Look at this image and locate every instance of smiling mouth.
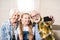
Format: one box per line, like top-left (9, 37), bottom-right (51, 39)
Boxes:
top-left (36, 19), bottom-right (38, 20)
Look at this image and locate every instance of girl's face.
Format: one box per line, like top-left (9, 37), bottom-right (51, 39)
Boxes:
top-left (21, 14), bottom-right (31, 25)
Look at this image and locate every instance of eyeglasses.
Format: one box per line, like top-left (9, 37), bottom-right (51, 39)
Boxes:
top-left (32, 14), bottom-right (40, 18)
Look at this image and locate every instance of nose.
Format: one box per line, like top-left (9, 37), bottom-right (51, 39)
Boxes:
top-left (27, 19), bottom-right (30, 22)
top-left (16, 15), bottom-right (19, 19)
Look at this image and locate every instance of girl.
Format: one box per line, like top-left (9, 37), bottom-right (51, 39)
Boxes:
top-left (18, 13), bottom-right (33, 40)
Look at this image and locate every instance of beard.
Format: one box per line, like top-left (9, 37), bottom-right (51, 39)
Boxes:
top-left (34, 18), bottom-right (40, 23)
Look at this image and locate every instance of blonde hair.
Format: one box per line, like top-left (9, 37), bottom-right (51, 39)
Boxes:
top-left (9, 9), bottom-right (20, 18)
top-left (18, 13), bottom-right (33, 40)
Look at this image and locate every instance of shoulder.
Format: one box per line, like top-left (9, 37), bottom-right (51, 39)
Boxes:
top-left (2, 20), bottom-right (10, 26)
top-left (1, 20), bottom-right (10, 29)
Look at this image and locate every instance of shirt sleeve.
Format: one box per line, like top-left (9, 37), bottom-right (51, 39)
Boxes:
top-left (1, 22), bottom-right (8, 40)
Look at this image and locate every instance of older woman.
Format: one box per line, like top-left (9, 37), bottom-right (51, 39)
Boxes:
top-left (0, 9), bottom-right (20, 40)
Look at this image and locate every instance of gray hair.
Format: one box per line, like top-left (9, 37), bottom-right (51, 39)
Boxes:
top-left (9, 9), bottom-right (20, 18)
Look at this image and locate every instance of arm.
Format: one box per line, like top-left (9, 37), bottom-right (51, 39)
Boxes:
top-left (19, 33), bottom-right (23, 40)
top-left (18, 27), bottom-right (23, 40)
top-left (29, 27), bottom-right (34, 40)
top-left (1, 23), bottom-right (8, 40)
top-left (29, 33), bottom-right (33, 40)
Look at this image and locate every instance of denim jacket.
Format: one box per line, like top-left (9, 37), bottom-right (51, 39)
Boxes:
top-left (0, 20), bottom-right (19, 40)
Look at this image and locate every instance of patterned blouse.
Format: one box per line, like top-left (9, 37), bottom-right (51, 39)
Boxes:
top-left (38, 21), bottom-right (55, 40)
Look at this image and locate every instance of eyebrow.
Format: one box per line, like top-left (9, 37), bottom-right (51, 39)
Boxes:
top-left (32, 13), bottom-right (40, 17)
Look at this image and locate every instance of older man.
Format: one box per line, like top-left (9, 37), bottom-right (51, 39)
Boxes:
top-left (30, 10), bottom-right (42, 40)
top-left (0, 9), bottom-right (20, 40)
top-left (30, 10), bottom-right (55, 40)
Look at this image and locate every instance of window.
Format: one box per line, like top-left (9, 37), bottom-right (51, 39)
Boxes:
top-left (17, 0), bottom-right (34, 12)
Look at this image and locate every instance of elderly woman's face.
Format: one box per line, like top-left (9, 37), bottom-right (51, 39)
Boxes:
top-left (12, 13), bottom-right (19, 22)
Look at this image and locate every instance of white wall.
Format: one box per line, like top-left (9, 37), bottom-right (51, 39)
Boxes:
top-left (34, 0), bottom-right (41, 12)
top-left (34, 0), bottom-right (60, 25)
top-left (40, 0), bottom-right (60, 25)
top-left (0, 0), bottom-right (17, 26)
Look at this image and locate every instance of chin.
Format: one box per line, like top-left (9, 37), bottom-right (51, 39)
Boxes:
top-left (34, 21), bottom-right (39, 23)
top-left (34, 20), bottom-right (40, 23)
top-left (25, 23), bottom-right (29, 25)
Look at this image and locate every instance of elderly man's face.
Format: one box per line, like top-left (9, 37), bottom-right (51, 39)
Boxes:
top-left (31, 13), bottom-right (40, 23)
top-left (12, 12), bottom-right (20, 22)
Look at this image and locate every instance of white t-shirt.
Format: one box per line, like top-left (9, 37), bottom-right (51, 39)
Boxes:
top-left (18, 26), bottom-right (34, 35)
top-left (23, 26), bottom-right (29, 31)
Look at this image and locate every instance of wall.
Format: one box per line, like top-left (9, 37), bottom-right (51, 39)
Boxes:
top-left (0, 0), bottom-right (17, 26)
top-left (40, 0), bottom-right (60, 25)
top-left (33, 0), bottom-right (60, 25)
top-left (0, 0), bottom-right (60, 26)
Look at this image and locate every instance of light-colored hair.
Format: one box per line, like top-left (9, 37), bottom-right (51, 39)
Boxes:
top-left (18, 13), bottom-right (33, 40)
top-left (30, 10), bottom-right (40, 16)
top-left (9, 9), bottom-right (20, 18)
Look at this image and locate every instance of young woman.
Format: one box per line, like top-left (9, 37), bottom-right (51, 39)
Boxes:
top-left (18, 13), bottom-right (33, 40)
